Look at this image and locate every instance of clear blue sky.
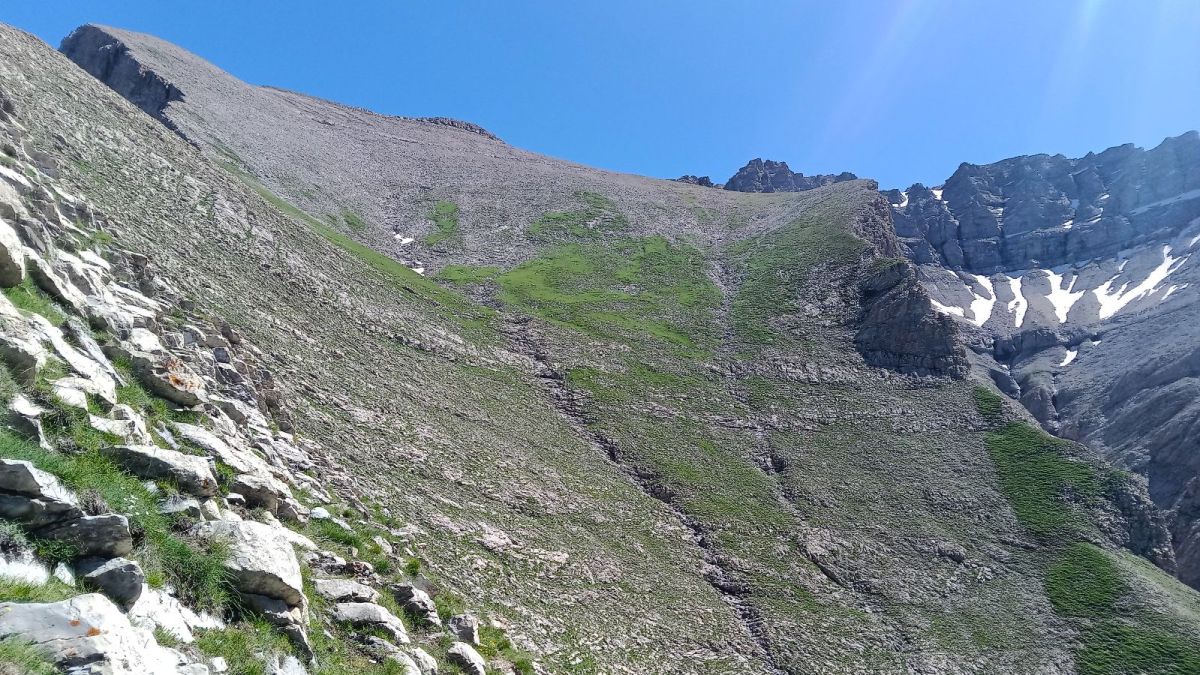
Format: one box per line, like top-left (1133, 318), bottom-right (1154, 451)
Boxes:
top-left (5, 1), bottom-right (1200, 188)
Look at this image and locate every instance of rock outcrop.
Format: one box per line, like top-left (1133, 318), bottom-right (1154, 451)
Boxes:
top-left (59, 25), bottom-right (184, 132)
top-left (724, 158), bottom-right (856, 193)
top-left (855, 259), bottom-right (969, 378)
top-left (890, 131), bottom-right (1200, 273)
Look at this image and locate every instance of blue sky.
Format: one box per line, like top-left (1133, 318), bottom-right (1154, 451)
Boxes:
top-left (5, 1), bottom-right (1200, 188)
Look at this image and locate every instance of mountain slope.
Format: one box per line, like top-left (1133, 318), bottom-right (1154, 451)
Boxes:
top-left (0, 20), bottom-right (1179, 673)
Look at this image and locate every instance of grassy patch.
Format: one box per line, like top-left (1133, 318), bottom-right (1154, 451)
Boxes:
top-left (727, 210), bottom-right (866, 347)
top-left (973, 386), bottom-right (1003, 424)
top-left (527, 191), bottom-right (628, 240)
top-left (197, 619), bottom-right (295, 675)
top-left (1077, 620), bottom-right (1200, 674)
top-left (0, 637), bottom-right (57, 675)
top-left (1046, 543), bottom-right (1124, 619)
top-left (1045, 544), bottom-right (1200, 673)
top-left (495, 237), bottom-right (720, 353)
top-left (341, 209), bottom-right (369, 233)
top-left (0, 577), bottom-right (79, 603)
top-left (436, 264), bottom-right (500, 285)
top-left (424, 201), bottom-right (460, 246)
top-left (984, 422), bottom-right (1103, 538)
top-left (3, 277), bottom-right (66, 326)
top-left (478, 624), bottom-right (536, 675)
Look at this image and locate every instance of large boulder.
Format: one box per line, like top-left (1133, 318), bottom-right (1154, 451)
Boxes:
top-left (38, 513), bottom-right (133, 558)
top-left (447, 642), bottom-right (487, 675)
top-left (0, 593), bottom-right (197, 674)
top-left (390, 582), bottom-right (441, 626)
top-left (100, 444), bottom-right (218, 497)
top-left (448, 613), bottom-right (480, 645)
top-left (330, 602), bottom-right (409, 644)
top-left (130, 351), bottom-right (206, 406)
top-left (75, 556), bottom-right (145, 609)
top-left (191, 520), bottom-right (303, 607)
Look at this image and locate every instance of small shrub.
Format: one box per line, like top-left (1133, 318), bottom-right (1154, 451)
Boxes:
top-left (403, 557), bottom-right (421, 577)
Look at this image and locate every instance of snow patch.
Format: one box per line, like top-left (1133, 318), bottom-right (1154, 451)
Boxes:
top-left (1044, 270), bottom-right (1085, 323)
top-left (411, 267), bottom-right (425, 276)
top-left (929, 297), bottom-right (965, 318)
top-left (1007, 276), bottom-right (1028, 328)
top-left (1062, 219), bottom-right (1074, 230)
top-left (1059, 349), bottom-right (1078, 367)
top-left (1094, 245), bottom-right (1189, 320)
top-left (395, 236), bottom-right (414, 245)
top-left (967, 275), bottom-right (995, 327)
top-left (931, 187), bottom-right (945, 202)
top-left (893, 191), bottom-right (909, 208)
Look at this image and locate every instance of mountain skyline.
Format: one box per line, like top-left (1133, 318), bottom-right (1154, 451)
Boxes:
top-left (6, 1), bottom-right (1200, 189)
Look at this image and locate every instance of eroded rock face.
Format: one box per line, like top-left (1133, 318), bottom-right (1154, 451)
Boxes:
top-left (724, 158), bottom-right (856, 193)
top-left (855, 260), bottom-right (968, 378)
top-left (59, 25), bottom-right (184, 132)
top-left (891, 132), bottom-right (1200, 274)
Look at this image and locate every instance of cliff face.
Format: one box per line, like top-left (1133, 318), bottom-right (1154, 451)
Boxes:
top-left (855, 259), bottom-right (969, 378)
top-left (59, 25), bottom-right (183, 132)
top-left (905, 133), bottom-right (1200, 592)
top-left (890, 132), bottom-right (1200, 273)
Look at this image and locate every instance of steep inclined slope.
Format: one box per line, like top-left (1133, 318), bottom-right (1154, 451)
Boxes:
top-left (32, 20), bottom-right (1200, 674)
top-left (892, 137), bottom-right (1200, 590)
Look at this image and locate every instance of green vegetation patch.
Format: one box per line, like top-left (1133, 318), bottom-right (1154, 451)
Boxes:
top-left (1046, 544), bottom-right (1200, 674)
top-left (727, 212), bottom-right (866, 347)
top-left (1046, 543), bottom-right (1124, 619)
top-left (424, 201), bottom-right (460, 246)
top-left (984, 422), bottom-right (1103, 538)
top-left (973, 386), bottom-right (1004, 424)
top-left (0, 637), bottom-right (57, 675)
top-left (436, 264), bottom-right (500, 285)
top-left (495, 236), bottom-right (720, 352)
top-left (340, 209), bottom-right (369, 233)
top-left (527, 191), bottom-right (628, 240)
top-left (4, 277), bottom-right (66, 327)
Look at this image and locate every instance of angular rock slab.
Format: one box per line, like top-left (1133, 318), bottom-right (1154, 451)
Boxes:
top-left (448, 641), bottom-right (487, 675)
top-left (0, 593), bottom-right (196, 674)
top-left (192, 519), bottom-right (303, 607)
top-left (100, 444), bottom-right (218, 497)
top-left (313, 578), bottom-right (379, 603)
top-left (131, 351), bottom-right (206, 406)
top-left (37, 513), bottom-right (133, 558)
top-left (330, 601), bottom-right (409, 644)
